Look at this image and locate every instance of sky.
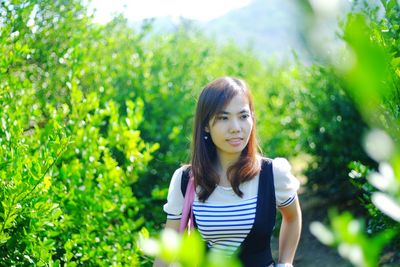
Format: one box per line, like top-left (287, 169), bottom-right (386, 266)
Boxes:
top-left (88, 0), bottom-right (252, 24)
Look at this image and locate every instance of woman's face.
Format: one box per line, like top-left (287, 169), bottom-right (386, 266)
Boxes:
top-left (205, 93), bottom-right (253, 160)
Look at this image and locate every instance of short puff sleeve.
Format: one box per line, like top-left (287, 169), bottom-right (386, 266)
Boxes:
top-left (163, 167), bottom-right (185, 220)
top-left (273, 157), bottom-right (300, 208)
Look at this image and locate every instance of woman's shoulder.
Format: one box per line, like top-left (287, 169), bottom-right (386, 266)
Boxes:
top-left (173, 163), bottom-right (191, 173)
top-left (258, 155), bottom-right (291, 171)
top-left (169, 164), bottom-right (192, 184)
top-left (168, 164), bottom-right (186, 182)
top-left (272, 157), bottom-right (292, 173)
top-left (270, 157), bottom-right (299, 190)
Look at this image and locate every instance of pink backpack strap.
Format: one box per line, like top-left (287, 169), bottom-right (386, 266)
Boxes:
top-left (179, 170), bottom-right (195, 233)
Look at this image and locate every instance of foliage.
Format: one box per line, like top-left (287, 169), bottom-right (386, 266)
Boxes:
top-left (1, 0), bottom-right (156, 265)
top-left (139, 229), bottom-right (242, 267)
top-left (305, 0), bottom-right (400, 265)
top-left (348, 160), bottom-right (399, 236)
top-left (310, 212), bottom-right (395, 267)
top-left (255, 58), bottom-right (374, 202)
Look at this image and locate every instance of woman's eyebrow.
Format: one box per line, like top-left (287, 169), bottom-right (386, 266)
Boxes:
top-left (218, 109), bottom-right (250, 115)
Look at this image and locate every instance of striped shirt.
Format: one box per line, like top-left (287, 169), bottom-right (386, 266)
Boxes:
top-left (193, 196), bottom-right (257, 254)
top-left (164, 157), bottom-right (300, 254)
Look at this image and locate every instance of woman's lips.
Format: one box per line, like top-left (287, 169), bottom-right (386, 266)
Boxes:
top-left (227, 138), bottom-right (243, 146)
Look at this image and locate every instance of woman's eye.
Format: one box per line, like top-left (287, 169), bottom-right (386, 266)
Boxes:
top-left (241, 114), bottom-right (250, 119)
top-left (217, 116), bottom-right (228, 120)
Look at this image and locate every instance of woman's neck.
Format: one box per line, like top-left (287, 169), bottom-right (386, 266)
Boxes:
top-left (215, 152), bottom-right (241, 186)
top-left (214, 153), bottom-right (261, 187)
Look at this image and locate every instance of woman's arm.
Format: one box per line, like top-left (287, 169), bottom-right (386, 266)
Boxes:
top-left (152, 220), bottom-right (181, 267)
top-left (277, 197), bottom-right (302, 265)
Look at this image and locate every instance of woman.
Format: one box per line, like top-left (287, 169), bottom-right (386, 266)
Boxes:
top-left (154, 77), bottom-right (301, 267)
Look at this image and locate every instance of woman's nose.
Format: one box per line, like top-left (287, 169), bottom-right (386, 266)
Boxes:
top-left (229, 119), bottom-right (241, 133)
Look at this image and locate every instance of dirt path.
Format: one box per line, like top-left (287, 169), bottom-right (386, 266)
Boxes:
top-left (271, 191), bottom-right (351, 266)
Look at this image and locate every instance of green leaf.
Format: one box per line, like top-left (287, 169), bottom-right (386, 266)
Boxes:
top-left (178, 231), bottom-right (206, 267)
top-left (0, 231), bottom-right (10, 245)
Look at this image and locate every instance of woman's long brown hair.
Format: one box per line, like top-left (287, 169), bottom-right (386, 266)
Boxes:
top-left (191, 77), bottom-right (260, 202)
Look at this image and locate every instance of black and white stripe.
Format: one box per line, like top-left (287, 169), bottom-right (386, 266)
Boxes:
top-left (167, 213), bottom-right (181, 220)
top-left (277, 194), bottom-right (296, 208)
top-left (193, 196), bottom-right (257, 255)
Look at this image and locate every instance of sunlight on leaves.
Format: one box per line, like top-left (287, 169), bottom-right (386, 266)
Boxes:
top-left (363, 129), bottom-right (395, 162)
top-left (368, 163), bottom-right (397, 193)
top-left (310, 221), bottom-right (335, 245)
top-left (371, 192), bottom-right (400, 222)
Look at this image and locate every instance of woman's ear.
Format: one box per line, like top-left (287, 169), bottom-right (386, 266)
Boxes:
top-left (204, 126), bottom-right (210, 133)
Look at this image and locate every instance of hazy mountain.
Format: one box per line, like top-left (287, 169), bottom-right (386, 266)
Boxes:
top-left (201, 0), bottom-right (308, 60)
top-left (132, 0), bottom-right (310, 61)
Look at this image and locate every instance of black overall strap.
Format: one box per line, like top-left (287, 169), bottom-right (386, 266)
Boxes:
top-left (238, 158), bottom-right (276, 267)
top-left (180, 166), bottom-right (191, 196)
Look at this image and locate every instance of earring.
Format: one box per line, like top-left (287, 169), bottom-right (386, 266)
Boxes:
top-left (204, 135), bottom-right (208, 140)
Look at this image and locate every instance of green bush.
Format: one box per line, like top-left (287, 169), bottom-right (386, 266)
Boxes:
top-left (0, 84), bottom-right (156, 265)
top-left (306, 0), bottom-right (400, 264)
top-left (254, 59), bottom-right (374, 201)
top-left (1, 1), bottom-right (156, 265)
top-left (298, 66), bottom-right (374, 200)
